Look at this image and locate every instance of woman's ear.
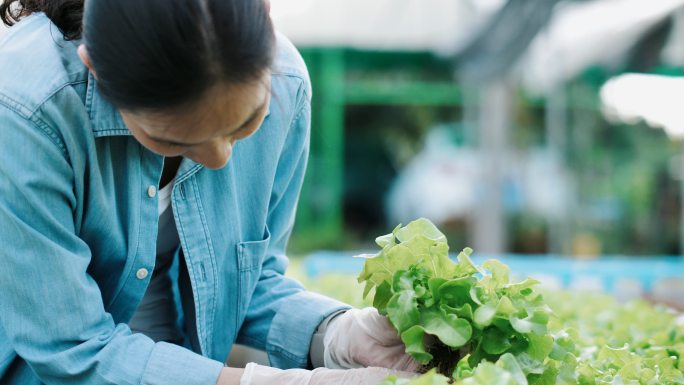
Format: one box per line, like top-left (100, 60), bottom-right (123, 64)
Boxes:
top-left (77, 44), bottom-right (98, 79)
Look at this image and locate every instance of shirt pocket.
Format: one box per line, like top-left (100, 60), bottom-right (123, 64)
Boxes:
top-left (235, 227), bottom-right (271, 320)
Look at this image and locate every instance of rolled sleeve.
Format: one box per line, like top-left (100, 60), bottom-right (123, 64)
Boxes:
top-left (267, 291), bottom-right (350, 368)
top-left (141, 342), bottom-right (223, 385)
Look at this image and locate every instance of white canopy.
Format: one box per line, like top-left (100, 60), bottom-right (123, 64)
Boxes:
top-left (520, 0), bottom-right (684, 95)
top-left (270, 0), bottom-right (504, 53)
top-left (600, 73), bottom-right (684, 139)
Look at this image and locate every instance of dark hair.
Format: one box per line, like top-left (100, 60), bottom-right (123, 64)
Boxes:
top-left (1, 0), bottom-right (275, 111)
top-left (1, 1), bottom-right (83, 40)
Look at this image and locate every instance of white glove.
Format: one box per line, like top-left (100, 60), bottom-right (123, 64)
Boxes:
top-left (323, 308), bottom-right (421, 372)
top-left (240, 362), bottom-right (415, 385)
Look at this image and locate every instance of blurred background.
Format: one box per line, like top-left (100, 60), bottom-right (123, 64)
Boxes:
top-left (267, 0), bottom-right (684, 308)
top-left (270, 0), bottom-right (684, 258)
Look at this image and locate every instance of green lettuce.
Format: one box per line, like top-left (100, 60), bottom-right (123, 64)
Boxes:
top-left (358, 218), bottom-right (561, 381)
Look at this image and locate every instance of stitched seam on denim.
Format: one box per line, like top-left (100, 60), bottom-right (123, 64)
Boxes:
top-left (266, 95), bottom-right (309, 219)
top-left (271, 70), bottom-right (307, 80)
top-left (1, 81), bottom-right (88, 158)
top-left (34, 80), bottom-right (88, 111)
top-left (266, 344), bottom-right (307, 367)
top-left (0, 95), bottom-right (69, 159)
top-left (85, 73), bottom-right (96, 125)
top-left (174, 165), bottom-right (203, 185)
top-left (28, 115), bottom-right (69, 157)
top-left (174, 183), bottom-right (206, 355)
top-left (269, 92), bottom-right (311, 204)
top-left (265, 292), bottom-right (330, 367)
top-left (272, 72), bottom-right (311, 102)
top-left (236, 243), bottom-right (245, 331)
top-left (0, 93), bottom-right (32, 116)
top-left (289, 97), bottom-right (309, 133)
top-left (266, 291), bottom-right (351, 364)
top-left (237, 334), bottom-right (268, 351)
top-left (237, 238), bottom-right (269, 272)
top-left (191, 177), bottom-right (218, 353)
top-left (0, 79), bottom-right (87, 115)
top-left (93, 129), bottom-right (131, 137)
top-left (84, 73), bottom-right (128, 134)
top-left (103, 145), bottom-right (144, 311)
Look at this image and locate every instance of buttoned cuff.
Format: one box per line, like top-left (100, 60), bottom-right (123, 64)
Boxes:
top-left (266, 291), bottom-right (351, 369)
top-left (141, 342), bottom-right (224, 385)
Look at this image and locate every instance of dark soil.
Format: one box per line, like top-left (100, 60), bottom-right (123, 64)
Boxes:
top-left (419, 340), bottom-right (463, 381)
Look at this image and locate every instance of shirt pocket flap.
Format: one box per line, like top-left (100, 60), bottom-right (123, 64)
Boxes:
top-left (236, 227), bottom-right (271, 271)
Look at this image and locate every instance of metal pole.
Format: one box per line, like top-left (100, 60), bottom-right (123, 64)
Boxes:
top-left (680, 142), bottom-right (684, 255)
top-left (473, 79), bottom-right (512, 254)
top-left (545, 86), bottom-right (567, 255)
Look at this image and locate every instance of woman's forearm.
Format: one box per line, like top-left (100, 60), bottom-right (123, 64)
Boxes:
top-left (217, 367), bottom-right (245, 385)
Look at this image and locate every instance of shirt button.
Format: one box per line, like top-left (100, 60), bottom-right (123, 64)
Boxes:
top-left (136, 268), bottom-right (149, 280)
top-left (147, 185), bottom-right (157, 198)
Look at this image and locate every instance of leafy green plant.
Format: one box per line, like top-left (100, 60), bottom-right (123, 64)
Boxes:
top-left (376, 369), bottom-right (450, 385)
top-left (543, 291), bottom-right (684, 385)
top-left (357, 218), bottom-right (562, 381)
top-left (356, 218), bottom-right (684, 384)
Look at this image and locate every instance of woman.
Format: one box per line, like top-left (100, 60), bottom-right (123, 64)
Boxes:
top-left (0, 0), bottom-right (418, 384)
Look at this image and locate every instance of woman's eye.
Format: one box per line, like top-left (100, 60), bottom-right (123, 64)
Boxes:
top-left (154, 141), bottom-right (188, 154)
top-left (159, 141), bottom-right (186, 149)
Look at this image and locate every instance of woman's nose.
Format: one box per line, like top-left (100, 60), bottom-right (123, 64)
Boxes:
top-left (190, 139), bottom-right (233, 169)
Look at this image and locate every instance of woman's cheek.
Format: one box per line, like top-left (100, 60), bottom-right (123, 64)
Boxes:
top-left (235, 122), bottom-right (262, 141)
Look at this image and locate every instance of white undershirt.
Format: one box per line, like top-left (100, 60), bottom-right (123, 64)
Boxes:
top-left (128, 178), bottom-right (183, 343)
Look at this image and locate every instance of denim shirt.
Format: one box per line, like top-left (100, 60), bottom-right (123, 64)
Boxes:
top-left (0, 14), bottom-right (349, 385)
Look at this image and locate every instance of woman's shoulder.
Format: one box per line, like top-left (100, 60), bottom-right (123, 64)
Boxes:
top-left (271, 31), bottom-right (312, 101)
top-left (0, 13), bottom-right (87, 118)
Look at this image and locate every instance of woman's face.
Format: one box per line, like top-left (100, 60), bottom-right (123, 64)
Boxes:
top-left (120, 75), bottom-right (271, 169)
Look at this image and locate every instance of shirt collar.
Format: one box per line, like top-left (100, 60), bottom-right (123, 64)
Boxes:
top-left (85, 72), bottom-right (131, 138)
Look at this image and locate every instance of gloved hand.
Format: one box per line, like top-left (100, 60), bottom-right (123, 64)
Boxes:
top-left (323, 308), bottom-right (421, 372)
top-left (240, 363), bottom-right (416, 385)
